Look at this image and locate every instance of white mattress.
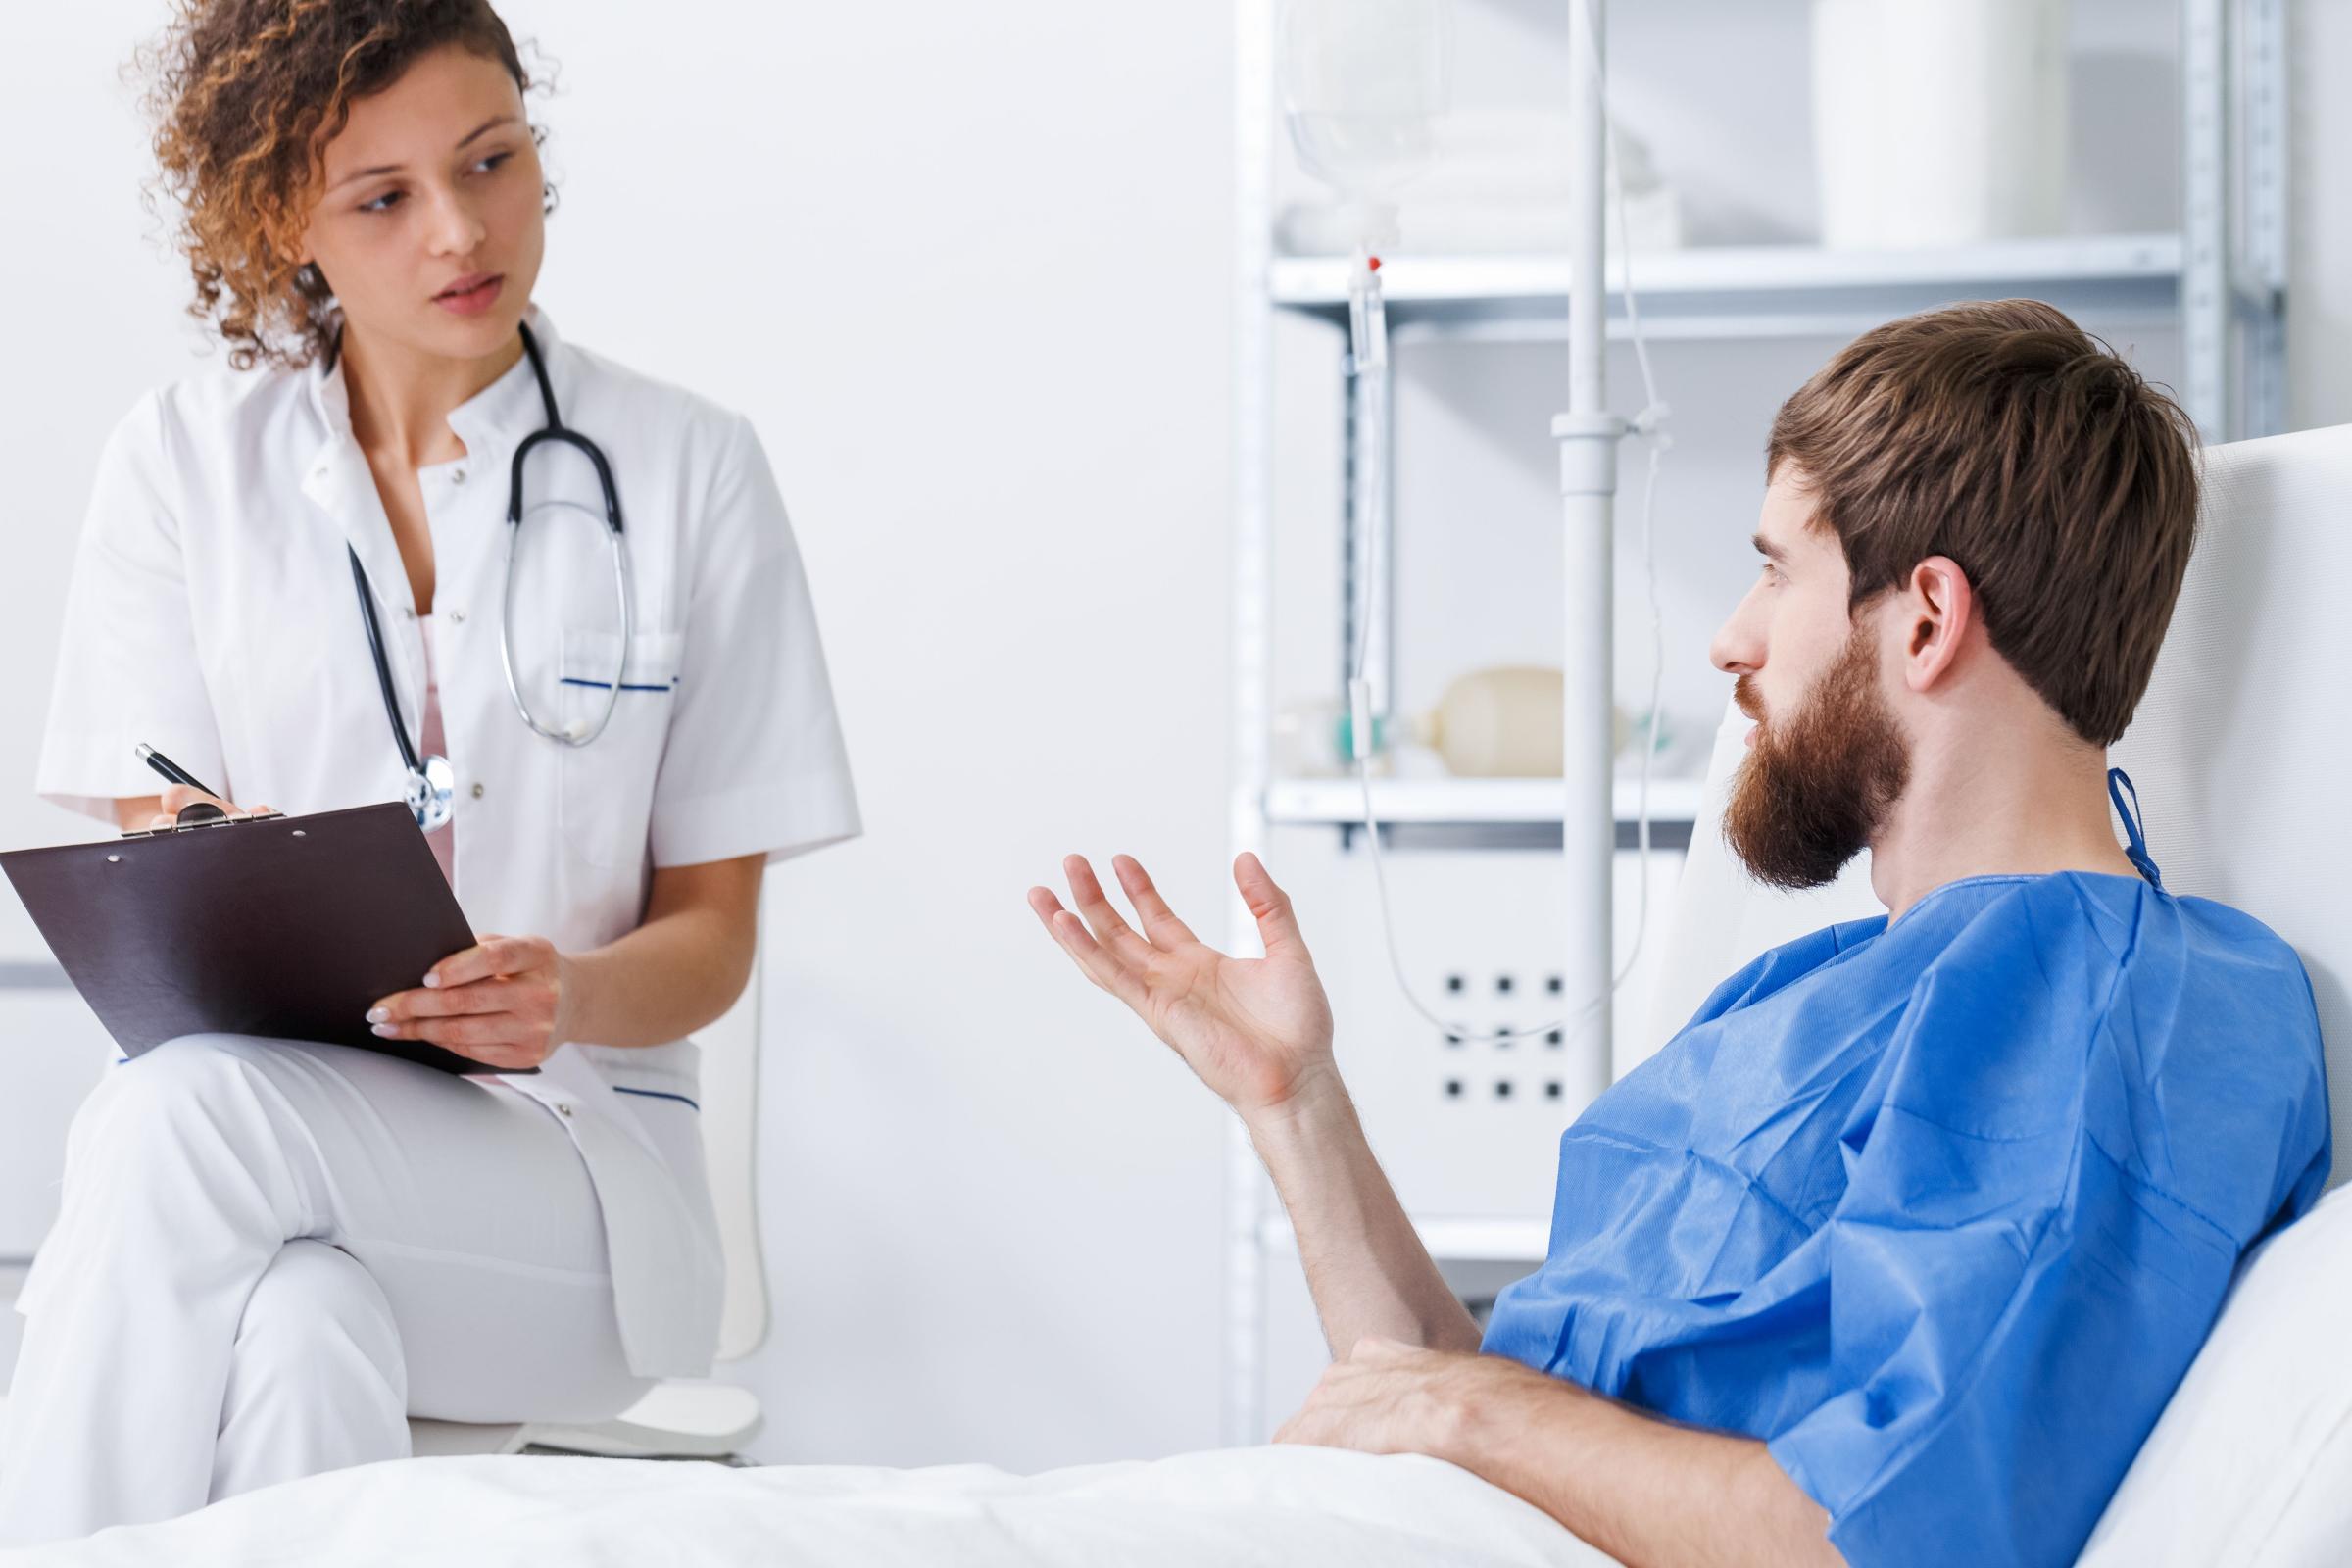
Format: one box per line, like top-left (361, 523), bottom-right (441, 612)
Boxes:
top-left (10, 1446), bottom-right (1624, 1568)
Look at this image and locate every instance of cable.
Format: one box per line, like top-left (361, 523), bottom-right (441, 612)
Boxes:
top-left (1343, 1), bottom-right (1672, 1054)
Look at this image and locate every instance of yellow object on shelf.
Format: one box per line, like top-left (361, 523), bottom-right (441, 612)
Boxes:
top-left (1404, 665), bottom-right (1569, 778)
top-left (1277, 666), bottom-right (1664, 780)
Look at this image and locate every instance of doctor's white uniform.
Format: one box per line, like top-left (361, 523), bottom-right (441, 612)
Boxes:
top-left (0, 309), bottom-right (859, 1545)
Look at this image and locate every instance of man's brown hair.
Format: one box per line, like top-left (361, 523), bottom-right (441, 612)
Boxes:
top-left (1766, 299), bottom-right (2201, 748)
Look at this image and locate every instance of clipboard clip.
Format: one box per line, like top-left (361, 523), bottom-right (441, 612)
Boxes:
top-left (119, 808), bottom-right (289, 841)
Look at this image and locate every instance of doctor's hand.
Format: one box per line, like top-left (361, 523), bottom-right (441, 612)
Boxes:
top-left (366, 935), bottom-right (577, 1072)
top-left (1028, 853), bottom-right (1337, 1122)
top-left (141, 783), bottom-right (278, 830)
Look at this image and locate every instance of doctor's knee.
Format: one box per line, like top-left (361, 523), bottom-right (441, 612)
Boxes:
top-left (233, 1241), bottom-right (408, 1404)
top-left (65, 1033), bottom-right (279, 1163)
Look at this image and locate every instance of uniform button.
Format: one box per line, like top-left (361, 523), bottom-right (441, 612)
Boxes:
top-left (450, 468), bottom-right (467, 485)
top-left (399, 607), bottom-right (416, 620)
top-left (449, 609), bottom-right (466, 624)
top-left (471, 782), bottom-right (486, 799)
top-left (556, 1102), bottom-right (573, 1118)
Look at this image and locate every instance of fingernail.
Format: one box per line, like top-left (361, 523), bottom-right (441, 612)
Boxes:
top-left (422, 973), bottom-right (441, 989)
top-left (370, 1024), bottom-right (397, 1038)
top-left (366, 1006), bottom-right (389, 1023)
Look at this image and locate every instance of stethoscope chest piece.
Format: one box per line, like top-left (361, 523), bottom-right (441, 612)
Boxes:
top-left (408, 754), bottom-right (458, 834)
top-left (351, 543), bottom-right (461, 834)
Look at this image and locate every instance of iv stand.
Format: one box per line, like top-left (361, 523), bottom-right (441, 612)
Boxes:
top-left (1552, 0), bottom-right (1622, 1102)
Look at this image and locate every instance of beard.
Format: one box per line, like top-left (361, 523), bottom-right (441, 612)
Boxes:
top-left (1722, 621), bottom-right (1910, 891)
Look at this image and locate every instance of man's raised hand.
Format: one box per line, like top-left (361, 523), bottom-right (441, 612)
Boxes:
top-left (1027, 852), bottom-right (1337, 1121)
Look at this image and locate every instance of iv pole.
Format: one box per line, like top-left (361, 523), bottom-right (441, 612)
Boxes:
top-left (1553, 0), bottom-right (1621, 1102)
top-left (1224, 0), bottom-right (1630, 1446)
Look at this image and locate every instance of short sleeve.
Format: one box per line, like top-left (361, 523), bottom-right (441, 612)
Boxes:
top-left (1762, 893), bottom-right (2248, 1568)
top-left (648, 413), bottom-right (861, 868)
top-left (35, 393), bottom-right (228, 824)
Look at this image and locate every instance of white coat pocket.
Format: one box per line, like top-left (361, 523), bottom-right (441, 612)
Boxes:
top-left (558, 628), bottom-right (685, 868)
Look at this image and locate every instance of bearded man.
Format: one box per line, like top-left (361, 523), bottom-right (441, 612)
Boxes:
top-left (1029, 300), bottom-right (2331, 1568)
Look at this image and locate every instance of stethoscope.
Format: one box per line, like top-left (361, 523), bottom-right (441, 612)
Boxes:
top-left (346, 321), bottom-right (634, 833)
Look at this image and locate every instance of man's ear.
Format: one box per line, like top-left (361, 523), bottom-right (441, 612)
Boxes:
top-left (1900, 555), bottom-right (1976, 693)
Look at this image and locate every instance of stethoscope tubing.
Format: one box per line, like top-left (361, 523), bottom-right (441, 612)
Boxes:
top-left (344, 320), bottom-right (634, 831)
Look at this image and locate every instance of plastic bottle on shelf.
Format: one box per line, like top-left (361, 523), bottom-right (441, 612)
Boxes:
top-left (1408, 664), bottom-right (1567, 777)
top-left (1275, 665), bottom-right (1653, 779)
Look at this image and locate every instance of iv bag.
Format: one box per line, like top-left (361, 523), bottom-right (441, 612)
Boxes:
top-left (1279, 0), bottom-right (1454, 204)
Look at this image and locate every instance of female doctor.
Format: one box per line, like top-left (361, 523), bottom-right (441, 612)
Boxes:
top-left (0, 0), bottom-right (858, 1546)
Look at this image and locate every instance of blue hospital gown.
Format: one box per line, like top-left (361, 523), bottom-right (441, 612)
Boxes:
top-left (1482, 869), bottom-right (2330, 1568)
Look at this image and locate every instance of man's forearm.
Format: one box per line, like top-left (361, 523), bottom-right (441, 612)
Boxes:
top-left (1442, 1368), bottom-right (1838, 1568)
top-left (1249, 1071), bottom-right (1484, 1355)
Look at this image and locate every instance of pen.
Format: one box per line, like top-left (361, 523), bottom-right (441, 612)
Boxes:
top-left (135, 743), bottom-right (222, 802)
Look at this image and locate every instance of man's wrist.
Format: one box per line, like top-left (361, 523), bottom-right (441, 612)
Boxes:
top-left (1245, 1061), bottom-right (1355, 1152)
top-left (1449, 1357), bottom-right (1569, 1469)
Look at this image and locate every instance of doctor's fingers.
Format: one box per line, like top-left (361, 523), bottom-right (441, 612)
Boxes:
top-left (157, 784), bottom-right (223, 815)
top-left (1058, 856), bottom-right (1154, 963)
top-left (377, 977), bottom-right (547, 1023)
top-left (148, 787), bottom-right (272, 830)
top-left (157, 784), bottom-right (271, 815)
top-left (426, 935), bottom-right (555, 990)
top-left (1110, 856), bottom-right (1199, 948)
top-left (384, 1011), bottom-right (541, 1052)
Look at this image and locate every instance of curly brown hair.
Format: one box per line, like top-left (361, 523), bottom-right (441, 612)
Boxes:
top-left (138, 0), bottom-right (549, 371)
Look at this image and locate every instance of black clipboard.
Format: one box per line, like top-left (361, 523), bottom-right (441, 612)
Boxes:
top-left (0, 801), bottom-right (526, 1075)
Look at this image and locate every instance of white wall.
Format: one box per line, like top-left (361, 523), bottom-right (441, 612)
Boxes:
top-left (506, 1), bottom-right (1239, 1467)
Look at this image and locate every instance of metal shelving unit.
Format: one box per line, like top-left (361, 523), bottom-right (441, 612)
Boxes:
top-left (1269, 233), bottom-right (2188, 340)
top-left (1265, 776), bottom-right (1705, 851)
top-left (1222, 0), bottom-right (2287, 1446)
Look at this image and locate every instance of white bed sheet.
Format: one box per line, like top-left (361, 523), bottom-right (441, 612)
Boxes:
top-left (8, 1446), bottom-right (1624, 1568)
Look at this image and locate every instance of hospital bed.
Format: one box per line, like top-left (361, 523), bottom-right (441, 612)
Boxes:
top-left (10, 424), bottom-right (2351, 1565)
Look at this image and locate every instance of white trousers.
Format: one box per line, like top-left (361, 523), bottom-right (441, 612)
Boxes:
top-left (0, 1033), bottom-right (652, 1546)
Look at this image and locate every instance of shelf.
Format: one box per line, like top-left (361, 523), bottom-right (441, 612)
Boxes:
top-left (1265, 775), bottom-right (1706, 829)
top-left (1262, 1213), bottom-right (1551, 1263)
top-left (1269, 233), bottom-right (2185, 339)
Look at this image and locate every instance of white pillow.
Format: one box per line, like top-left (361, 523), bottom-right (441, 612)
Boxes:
top-left (2078, 1183), bottom-right (2352, 1566)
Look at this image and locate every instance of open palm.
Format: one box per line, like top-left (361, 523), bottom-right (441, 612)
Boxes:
top-left (1027, 852), bottom-right (1335, 1118)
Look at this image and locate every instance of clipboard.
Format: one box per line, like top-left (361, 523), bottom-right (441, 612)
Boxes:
top-left (0, 801), bottom-right (526, 1076)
